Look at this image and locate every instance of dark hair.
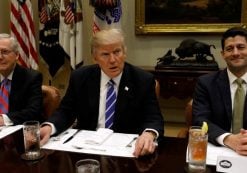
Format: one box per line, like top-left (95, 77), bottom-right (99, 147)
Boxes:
top-left (221, 26), bottom-right (247, 50)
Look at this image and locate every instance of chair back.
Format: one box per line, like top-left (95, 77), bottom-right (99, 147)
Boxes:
top-left (177, 99), bottom-right (193, 138)
top-left (155, 79), bottom-right (160, 99)
top-left (42, 85), bottom-right (61, 119)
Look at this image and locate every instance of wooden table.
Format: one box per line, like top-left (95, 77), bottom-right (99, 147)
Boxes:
top-left (0, 130), bottom-right (216, 173)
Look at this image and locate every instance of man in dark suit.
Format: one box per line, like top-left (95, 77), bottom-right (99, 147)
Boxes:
top-left (193, 27), bottom-right (247, 155)
top-left (40, 29), bottom-right (164, 157)
top-left (0, 33), bottom-right (43, 126)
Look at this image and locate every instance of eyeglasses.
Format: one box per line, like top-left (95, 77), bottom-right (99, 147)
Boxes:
top-left (0, 49), bottom-right (13, 57)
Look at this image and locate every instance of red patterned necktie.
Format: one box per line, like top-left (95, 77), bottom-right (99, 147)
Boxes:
top-left (0, 79), bottom-right (11, 114)
top-left (0, 78), bottom-right (14, 150)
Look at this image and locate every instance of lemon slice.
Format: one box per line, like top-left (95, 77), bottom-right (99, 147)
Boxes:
top-left (201, 121), bottom-right (208, 134)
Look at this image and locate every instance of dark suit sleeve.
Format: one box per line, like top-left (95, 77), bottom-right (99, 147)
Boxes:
top-left (140, 77), bottom-right (164, 137)
top-left (115, 65), bottom-right (164, 138)
top-left (192, 75), bottom-right (231, 145)
top-left (8, 68), bottom-right (43, 125)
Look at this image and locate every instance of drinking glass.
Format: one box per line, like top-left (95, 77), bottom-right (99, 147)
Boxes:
top-left (188, 126), bottom-right (208, 172)
top-left (76, 159), bottom-right (100, 173)
top-left (23, 121), bottom-right (41, 160)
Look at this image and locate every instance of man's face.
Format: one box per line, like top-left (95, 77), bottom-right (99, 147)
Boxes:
top-left (221, 35), bottom-right (247, 74)
top-left (0, 38), bottom-right (18, 77)
top-left (93, 42), bottom-right (126, 78)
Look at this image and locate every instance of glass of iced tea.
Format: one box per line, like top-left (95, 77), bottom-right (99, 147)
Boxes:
top-left (188, 126), bottom-right (208, 172)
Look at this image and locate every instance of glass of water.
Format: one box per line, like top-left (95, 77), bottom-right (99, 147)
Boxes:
top-left (22, 121), bottom-right (41, 160)
top-left (76, 159), bottom-right (100, 173)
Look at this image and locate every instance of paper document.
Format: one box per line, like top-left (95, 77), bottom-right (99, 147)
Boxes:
top-left (0, 125), bottom-right (23, 139)
top-left (206, 143), bottom-right (240, 165)
top-left (42, 128), bottom-right (139, 158)
top-left (186, 142), bottom-right (242, 166)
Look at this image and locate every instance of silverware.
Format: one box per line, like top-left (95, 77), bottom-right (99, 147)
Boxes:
top-left (72, 145), bottom-right (106, 152)
top-left (51, 131), bottom-right (69, 141)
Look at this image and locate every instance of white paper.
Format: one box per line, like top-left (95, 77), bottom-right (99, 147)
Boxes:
top-left (42, 128), bottom-right (139, 158)
top-left (0, 125), bottom-right (23, 139)
top-left (206, 143), bottom-right (239, 165)
top-left (217, 155), bottom-right (247, 173)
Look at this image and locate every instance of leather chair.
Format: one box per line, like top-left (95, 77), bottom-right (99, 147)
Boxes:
top-left (177, 99), bottom-right (193, 138)
top-left (42, 85), bottom-right (61, 119)
top-left (155, 79), bottom-right (160, 99)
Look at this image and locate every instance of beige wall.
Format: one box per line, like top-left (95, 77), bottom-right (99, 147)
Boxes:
top-left (0, 0), bottom-right (227, 123)
top-left (0, 0), bottom-right (227, 69)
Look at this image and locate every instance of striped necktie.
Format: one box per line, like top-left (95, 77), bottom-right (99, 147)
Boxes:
top-left (232, 78), bottom-right (245, 133)
top-left (105, 79), bottom-right (116, 129)
top-left (0, 79), bottom-right (11, 114)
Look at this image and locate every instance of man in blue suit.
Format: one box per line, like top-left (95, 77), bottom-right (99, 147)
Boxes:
top-left (193, 27), bottom-right (247, 155)
top-left (40, 29), bottom-right (164, 157)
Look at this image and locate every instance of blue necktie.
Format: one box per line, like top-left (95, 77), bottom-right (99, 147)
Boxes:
top-left (105, 80), bottom-right (116, 128)
top-left (0, 79), bottom-right (11, 114)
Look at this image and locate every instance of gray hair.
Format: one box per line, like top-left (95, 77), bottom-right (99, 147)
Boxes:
top-left (0, 33), bottom-right (19, 53)
top-left (91, 29), bottom-right (127, 55)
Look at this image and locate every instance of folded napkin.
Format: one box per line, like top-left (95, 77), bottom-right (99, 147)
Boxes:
top-left (84, 128), bottom-right (113, 145)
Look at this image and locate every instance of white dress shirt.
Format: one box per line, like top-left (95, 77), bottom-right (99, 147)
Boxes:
top-left (97, 70), bottom-right (122, 128)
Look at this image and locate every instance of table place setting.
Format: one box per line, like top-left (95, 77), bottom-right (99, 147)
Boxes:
top-left (42, 128), bottom-right (138, 157)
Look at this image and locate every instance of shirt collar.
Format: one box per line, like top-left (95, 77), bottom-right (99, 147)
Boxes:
top-left (0, 70), bottom-right (14, 82)
top-left (100, 70), bottom-right (122, 87)
top-left (227, 68), bottom-right (247, 84)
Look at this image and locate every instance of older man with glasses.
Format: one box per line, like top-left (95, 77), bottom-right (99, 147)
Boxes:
top-left (0, 33), bottom-right (43, 126)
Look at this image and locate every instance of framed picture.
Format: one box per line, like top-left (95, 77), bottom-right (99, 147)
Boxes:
top-left (135, 0), bottom-right (247, 34)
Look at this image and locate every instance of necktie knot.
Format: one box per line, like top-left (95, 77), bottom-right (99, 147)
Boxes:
top-left (2, 78), bottom-right (8, 85)
top-left (108, 79), bottom-right (115, 87)
top-left (235, 78), bottom-right (244, 87)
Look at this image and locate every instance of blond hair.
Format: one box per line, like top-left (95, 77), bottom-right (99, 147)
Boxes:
top-left (91, 29), bottom-right (127, 55)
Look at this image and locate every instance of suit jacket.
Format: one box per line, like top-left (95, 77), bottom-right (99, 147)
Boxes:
top-left (192, 68), bottom-right (247, 145)
top-left (7, 64), bottom-right (43, 124)
top-left (49, 63), bottom-right (164, 137)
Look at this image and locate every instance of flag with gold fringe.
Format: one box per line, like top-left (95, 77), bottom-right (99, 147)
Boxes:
top-left (90, 0), bottom-right (122, 33)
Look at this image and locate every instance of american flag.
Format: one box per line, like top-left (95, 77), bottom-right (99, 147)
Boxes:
top-left (10, 0), bottom-right (38, 69)
top-left (40, 6), bottom-right (49, 24)
top-left (64, 2), bottom-right (74, 24)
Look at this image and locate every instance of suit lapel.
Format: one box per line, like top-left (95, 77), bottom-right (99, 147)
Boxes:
top-left (217, 69), bottom-right (232, 124)
top-left (8, 65), bottom-right (21, 110)
top-left (87, 67), bottom-right (101, 113)
top-left (115, 65), bottom-right (134, 118)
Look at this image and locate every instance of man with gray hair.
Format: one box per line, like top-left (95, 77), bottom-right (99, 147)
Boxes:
top-left (40, 29), bottom-right (164, 157)
top-left (0, 33), bottom-right (43, 126)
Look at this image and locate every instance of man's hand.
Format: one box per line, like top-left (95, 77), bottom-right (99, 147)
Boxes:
top-left (224, 129), bottom-right (247, 155)
top-left (133, 131), bottom-right (157, 157)
top-left (40, 125), bottom-right (52, 146)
